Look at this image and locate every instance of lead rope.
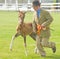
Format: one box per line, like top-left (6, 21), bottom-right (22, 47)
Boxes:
top-left (37, 24), bottom-right (42, 35)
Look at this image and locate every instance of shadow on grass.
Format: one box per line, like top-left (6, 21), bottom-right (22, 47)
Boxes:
top-left (45, 55), bottom-right (60, 59)
top-left (29, 54), bottom-right (60, 59)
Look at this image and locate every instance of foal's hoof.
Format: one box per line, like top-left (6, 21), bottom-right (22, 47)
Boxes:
top-left (41, 54), bottom-right (46, 57)
top-left (34, 48), bottom-right (39, 54)
top-left (25, 51), bottom-right (28, 56)
top-left (25, 53), bottom-right (28, 56)
top-left (10, 48), bottom-right (12, 51)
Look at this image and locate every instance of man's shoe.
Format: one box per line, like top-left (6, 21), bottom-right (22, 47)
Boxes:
top-left (52, 46), bottom-right (56, 53)
top-left (41, 52), bottom-right (46, 57)
top-left (41, 54), bottom-right (46, 57)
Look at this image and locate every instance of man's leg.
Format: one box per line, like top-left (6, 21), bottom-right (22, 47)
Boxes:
top-left (29, 32), bottom-right (36, 41)
top-left (41, 37), bottom-right (56, 53)
top-left (36, 35), bottom-right (46, 56)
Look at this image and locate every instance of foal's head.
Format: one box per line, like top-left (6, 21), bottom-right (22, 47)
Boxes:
top-left (19, 11), bottom-right (26, 24)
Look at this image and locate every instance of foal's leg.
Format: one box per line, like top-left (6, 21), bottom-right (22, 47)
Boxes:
top-left (10, 33), bottom-right (20, 51)
top-left (23, 36), bottom-right (28, 56)
top-left (29, 32), bottom-right (39, 53)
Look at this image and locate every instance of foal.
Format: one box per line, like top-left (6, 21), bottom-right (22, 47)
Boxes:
top-left (10, 11), bottom-right (36, 56)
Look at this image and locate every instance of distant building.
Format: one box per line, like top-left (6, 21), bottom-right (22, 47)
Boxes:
top-left (26, 0), bottom-right (54, 3)
top-left (56, 0), bottom-right (60, 3)
top-left (41, 0), bottom-right (54, 3)
top-left (0, 0), bottom-right (57, 4)
top-left (0, 0), bottom-right (5, 3)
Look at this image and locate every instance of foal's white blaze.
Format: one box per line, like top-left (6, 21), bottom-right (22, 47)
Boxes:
top-left (18, 19), bottom-right (22, 24)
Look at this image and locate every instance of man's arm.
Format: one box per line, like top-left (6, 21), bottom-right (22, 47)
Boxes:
top-left (41, 11), bottom-right (53, 27)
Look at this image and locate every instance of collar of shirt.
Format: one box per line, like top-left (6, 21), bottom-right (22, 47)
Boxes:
top-left (37, 8), bottom-right (41, 18)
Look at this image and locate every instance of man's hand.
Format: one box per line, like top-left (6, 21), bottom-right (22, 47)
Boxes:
top-left (41, 25), bottom-right (46, 30)
top-left (37, 24), bottom-right (46, 30)
top-left (37, 24), bottom-right (42, 30)
top-left (42, 26), bottom-right (46, 30)
top-left (37, 24), bottom-right (41, 35)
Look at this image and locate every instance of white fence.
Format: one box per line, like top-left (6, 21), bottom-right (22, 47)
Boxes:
top-left (41, 3), bottom-right (60, 12)
top-left (0, 2), bottom-right (60, 12)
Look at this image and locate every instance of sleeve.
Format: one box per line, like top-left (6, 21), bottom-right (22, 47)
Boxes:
top-left (41, 11), bottom-right (53, 27)
top-left (32, 18), bottom-right (37, 33)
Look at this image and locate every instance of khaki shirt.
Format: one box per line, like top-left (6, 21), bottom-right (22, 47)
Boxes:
top-left (33, 9), bottom-right (53, 37)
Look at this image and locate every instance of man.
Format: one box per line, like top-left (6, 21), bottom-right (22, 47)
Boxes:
top-left (32, 0), bottom-right (56, 57)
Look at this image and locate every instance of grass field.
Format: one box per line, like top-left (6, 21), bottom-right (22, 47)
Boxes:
top-left (0, 11), bottom-right (60, 59)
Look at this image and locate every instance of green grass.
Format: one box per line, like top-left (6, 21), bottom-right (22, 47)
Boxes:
top-left (0, 11), bottom-right (60, 59)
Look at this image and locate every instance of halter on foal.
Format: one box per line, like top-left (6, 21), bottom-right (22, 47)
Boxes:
top-left (10, 11), bottom-right (36, 56)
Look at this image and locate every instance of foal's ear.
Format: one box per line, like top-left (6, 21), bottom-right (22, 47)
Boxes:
top-left (24, 12), bottom-right (26, 14)
top-left (18, 10), bottom-right (21, 13)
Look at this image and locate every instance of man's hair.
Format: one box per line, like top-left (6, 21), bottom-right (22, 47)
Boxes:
top-left (32, 0), bottom-right (41, 6)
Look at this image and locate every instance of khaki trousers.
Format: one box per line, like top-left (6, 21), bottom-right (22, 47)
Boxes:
top-left (36, 35), bottom-right (55, 56)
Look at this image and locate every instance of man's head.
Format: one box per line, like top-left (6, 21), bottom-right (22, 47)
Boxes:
top-left (32, 0), bottom-right (41, 11)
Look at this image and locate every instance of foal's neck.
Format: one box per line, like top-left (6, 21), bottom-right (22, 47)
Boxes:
top-left (18, 17), bottom-right (24, 25)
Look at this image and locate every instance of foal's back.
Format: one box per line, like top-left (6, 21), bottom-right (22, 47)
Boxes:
top-left (16, 11), bottom-right (33, 36)
top-left (17, 23), bottom-right (33, 36)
